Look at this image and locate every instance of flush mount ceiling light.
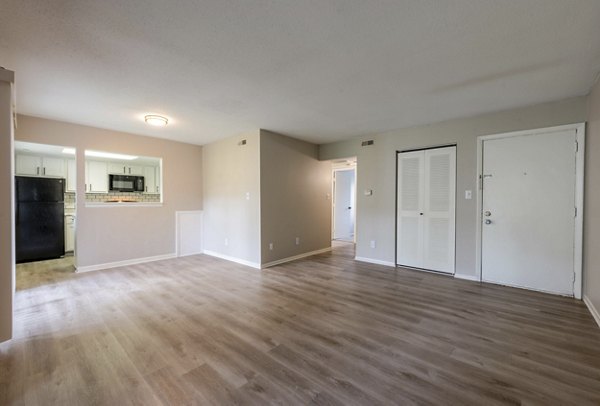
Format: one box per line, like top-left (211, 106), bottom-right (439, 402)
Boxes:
top-left (144, 114), bottom-right (168, 127)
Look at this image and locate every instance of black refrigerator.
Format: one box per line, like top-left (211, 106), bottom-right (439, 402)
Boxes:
top-left (16, 176), bottom-right (65, 263)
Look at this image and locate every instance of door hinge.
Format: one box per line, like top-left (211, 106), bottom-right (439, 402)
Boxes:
top-left (575, 207), bottom-right (578, 217)
top-left (575, 141), bottom-right (579, 153)
top-left (573, 272), bottom-right (576, 283)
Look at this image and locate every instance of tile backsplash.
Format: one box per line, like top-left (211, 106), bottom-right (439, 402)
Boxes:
top-left (65, 191), bottom-right (161, 204)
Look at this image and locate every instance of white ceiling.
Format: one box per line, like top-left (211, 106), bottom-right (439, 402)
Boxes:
top-left (2, 1), bottom-right (600, 146)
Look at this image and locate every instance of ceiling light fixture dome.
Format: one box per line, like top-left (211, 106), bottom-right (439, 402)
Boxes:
top-left (144, 114), bottom-right (168, 127)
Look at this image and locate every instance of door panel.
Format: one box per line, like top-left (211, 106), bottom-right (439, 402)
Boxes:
top-left (423, 148), bottom-right (456, 273)
top-left (481, 129), bottom-right (576, 295)
top-left (333, 169), bottom-right (355, 241)
top-left (397, 147), bottom-right (455, 273)
top-left (397, 151), bottom-right (424, 268)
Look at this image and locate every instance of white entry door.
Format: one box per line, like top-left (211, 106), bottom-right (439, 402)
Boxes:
top-left (397, 146), bottom-right (456, 274)
top-left (333, 169), bottom-right (355, 241)
top-left (481, 128), bottom-right (580, 296)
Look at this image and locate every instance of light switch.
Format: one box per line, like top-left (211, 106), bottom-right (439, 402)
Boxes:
top-left (364, 189), bottom-right (373, 196)
top-left (465, 190), bottom-right (472, 200)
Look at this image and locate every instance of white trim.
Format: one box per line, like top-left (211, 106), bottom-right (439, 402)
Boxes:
top-left (583, 295), bottom-right (600, 328)
top-left (262, 247), bottom-right (332, 268)
top-left (203, 250), bottom-right (261, 269)
top-left (454, 273), bottom-right (481, 282)
top-left (574, 125), bottom-right (585, 299)
top-left (476, 123), bottom-right (585, 299)
top-left (354, 256), bottom-right (395, 267)
top-left (76, 253), bottom-right (176, 273)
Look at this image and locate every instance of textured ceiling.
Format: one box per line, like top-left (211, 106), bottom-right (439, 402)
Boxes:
top-left (1, 0), bottom-right (600, 146)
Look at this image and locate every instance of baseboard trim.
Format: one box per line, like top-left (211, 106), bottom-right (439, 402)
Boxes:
top-left (354, 256), bottom-right (395, 267)
top-left (76, 253), bottom-right (177, 273)
top-left (583, 295), bottom-right (600, 328)
top-left (203, 250), bottom-right (261, 269)
top-left (454, 273), bottom-right (481, 282)
top-left (262, 247), bottom-right (333, 268)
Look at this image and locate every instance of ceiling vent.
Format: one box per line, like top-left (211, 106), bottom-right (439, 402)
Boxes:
top-left (361, 140), bottom-right (374, 146)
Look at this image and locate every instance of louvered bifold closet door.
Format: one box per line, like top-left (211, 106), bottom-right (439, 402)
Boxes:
top-left (397, 146), bottom-right (456, 274)
top-left (397, 151), bottom-right (425, 269)
top-left (423, 147), bottom-right (455, 274)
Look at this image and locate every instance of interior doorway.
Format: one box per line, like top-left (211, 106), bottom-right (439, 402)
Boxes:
top-left (477, 124), bottom-right (584, 298)
top-left (14, 141), bottom-right (77, 290)
top-left (332, 158), bottom-right (356, 243)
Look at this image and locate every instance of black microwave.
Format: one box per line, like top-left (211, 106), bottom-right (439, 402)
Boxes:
top-left (109, 174), bottom-right (144, 192)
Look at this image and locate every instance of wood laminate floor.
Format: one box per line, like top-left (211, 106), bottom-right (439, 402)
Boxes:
top-left (1, 242), bottom-right (600, 405)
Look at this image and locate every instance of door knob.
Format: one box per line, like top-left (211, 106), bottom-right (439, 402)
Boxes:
top-left (485, 219), bottom-right (492, 225)
top-left (484, 211), bottom-right (492, 217)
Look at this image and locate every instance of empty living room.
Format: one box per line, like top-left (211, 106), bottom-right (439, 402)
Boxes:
top-left (2, 1), bottom-right (600, 404)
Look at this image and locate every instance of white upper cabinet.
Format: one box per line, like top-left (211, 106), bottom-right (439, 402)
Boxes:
top-left (108, 163), bottom-right (143, 175)
top-left (16, 154), bottom-right (42, 176)
top-left (128, 165), bottom-right (143, 175)
top-left (66, 159), bottom-right (76, 192)
top-left (85, 160), bottom-right (108, 193)
top-left (42, 157), bottom-right (65, 177)
top-left (143, 166), bottom-right (156, 194)
top-left (16, 154), bottom-right (66, 178)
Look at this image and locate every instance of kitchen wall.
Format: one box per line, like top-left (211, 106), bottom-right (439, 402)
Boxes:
top-left (320, 96), bottom-right (587, 278)
top-left (584, 77), bottom-right (600, 320)
top-left (0, 70), bottom-right (15, 343)
top-left (260, 130), bottom-right (331, 265)
top-left (202, 131), bottom-right (261, 266)
top-left (15, 115), bottom-right (203, 269)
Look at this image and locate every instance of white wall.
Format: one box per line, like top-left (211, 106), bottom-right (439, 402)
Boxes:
top-left (260, 130), bottom-right (331, 265)
top-left (202, 131), bottom-right (261, 266)
top-left (584, 78), bottom-right (600, 316)
top-left (15, 116), bottom-right (203, 269)
top-left (0, 70), bottom-right (15, 342)
top-left (320, 97), bottom-right (587, 277)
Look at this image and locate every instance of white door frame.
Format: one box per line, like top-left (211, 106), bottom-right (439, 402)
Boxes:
top-left (332, 166), bottom-right (357, 242)
top-left (475, 123), bottom-right (585, 298)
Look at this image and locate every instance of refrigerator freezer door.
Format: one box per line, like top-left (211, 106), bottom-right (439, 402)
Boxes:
top-left (16, 176), bottom-right (64, 202)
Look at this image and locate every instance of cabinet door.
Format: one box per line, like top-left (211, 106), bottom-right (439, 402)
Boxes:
top-left (86, 160), bottom-right (108, 193)
top-left (42, 157), bottom-right (66, 177)
top-left (143, 166), bottom-right (156, 194)
top-left (108, 163), bottom-right (126, 174)
top-left (155, 166), bottom-right (161, 194)
top-left (16, 154), bottom-right (42, 176)
top-left (66, 159), bottom-right (76, 192)
top-left (128, 165), bottom-right (143, 175)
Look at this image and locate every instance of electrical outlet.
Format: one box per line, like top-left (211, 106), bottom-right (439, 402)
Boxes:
top-left (465, 190), bottom-right (472, 200)
top-left (245, 192), bottom-right (250, 200)
top-left (370, 240), bottom-right (376, 249)
top-left (269, 242), bottom-right (274, 251)
top-left (295, 237), bottom-right (300, 245)
top-left (224, 238), bottom-right (229, 246)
